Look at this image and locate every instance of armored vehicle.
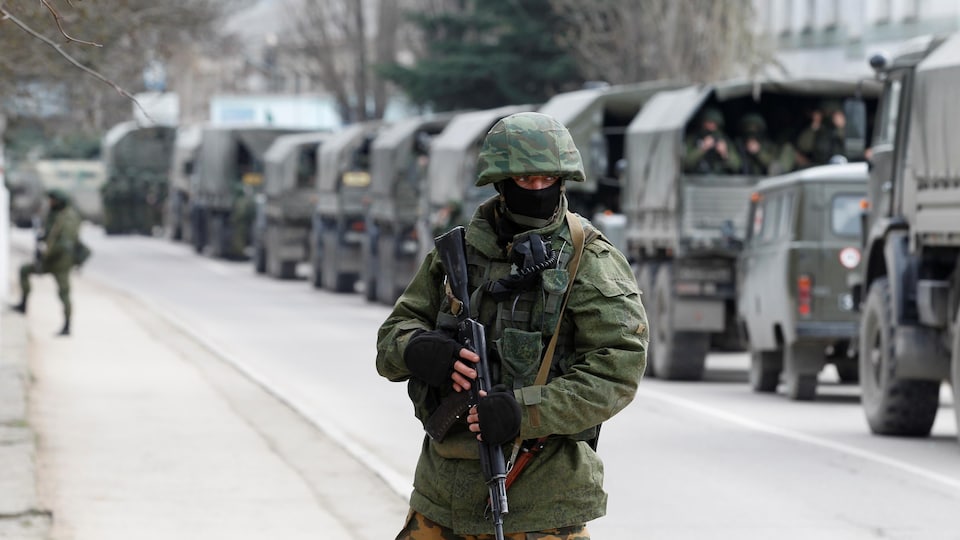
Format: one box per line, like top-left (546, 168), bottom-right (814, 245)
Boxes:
top-left (311, 121), bottom-right (382, 292)
top-left (165, 124), bottom-right (202, 242)
top-left (738, 163), bottom-right (866, 400)
top-left (855, 34), bottom-right (960, 442)
top-left (623, 78), bottom-right (879, 381)
top-left (537, 81), bottom-right (680, 250)
top-left (101, 122), bottom-right (176, 235)
top-left (190, 125), bottom-right (305, 259)
top-left (420, 104), bottom-right (538, 262)
top-left (253, 131), bottom-right (329, 279)
top-left (365, 113), bottom-right (458, 305)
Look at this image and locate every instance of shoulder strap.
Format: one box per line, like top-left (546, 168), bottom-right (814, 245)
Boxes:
top-left (528, 211), bottom-right (586, 426)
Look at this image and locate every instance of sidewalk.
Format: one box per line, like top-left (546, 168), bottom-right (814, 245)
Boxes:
top-left (2, 268), bottom-right (407, 540)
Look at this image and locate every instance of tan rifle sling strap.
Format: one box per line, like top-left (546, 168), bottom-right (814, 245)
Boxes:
top-left (505, 211), bottom-right (593, 483)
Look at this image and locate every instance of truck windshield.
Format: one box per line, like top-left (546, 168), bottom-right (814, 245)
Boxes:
top-left (831, 194), bottom-right (863, 237)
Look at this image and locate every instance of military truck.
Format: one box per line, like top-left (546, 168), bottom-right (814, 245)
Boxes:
top-left (253, 131), bottom-right (329, 279)
top-left (165, 124), bottom-right (202, 242)
top-left (537, 81), bottom-right (680, 250)
top-left (738, 163), bottom-right (866, 400)
top-left (623, 78), bottom-right (879, 380)
top-left (101, 122), bottom-right (176, 235)
top-left (854, 34), bottom-right (960, 442)
top-left (7, 159), bottom-right (105, 226)
top-left (190, 125), bottom-right (305, 259)
top-left (365, 113), bottom-right (458, 305)
top-left (311, 121), bottom-right (382, 292)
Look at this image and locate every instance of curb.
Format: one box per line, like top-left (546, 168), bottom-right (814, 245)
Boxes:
top-left (0, 311), bottom-right (52, 539)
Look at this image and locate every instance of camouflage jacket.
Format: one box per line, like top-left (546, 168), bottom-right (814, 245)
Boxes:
top-left (42, 206), bottom-right (81, 273)
top-left (376, 195), bottom-right (648, 535)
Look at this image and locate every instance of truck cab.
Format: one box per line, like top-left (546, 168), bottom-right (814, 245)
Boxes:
top-left (738, 163), bottom-right (866, 400)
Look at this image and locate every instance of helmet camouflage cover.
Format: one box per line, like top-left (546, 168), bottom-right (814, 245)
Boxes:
top-left (475, 112), bottom-right (585, 187)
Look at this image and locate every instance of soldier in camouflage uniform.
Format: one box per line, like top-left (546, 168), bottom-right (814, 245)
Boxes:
top-left (735, 113), bottom-right (796, 176)
top-left (683, 107), bottom-right (741, 174)
top-left (795, 99), bottom-right (847, 168)
top-left (377, 112), bottom-right (648, 539)
top-left (11, 189), bottom-right (83, 336)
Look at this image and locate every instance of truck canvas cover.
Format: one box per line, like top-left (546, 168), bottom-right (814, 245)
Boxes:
top-left (538, 80), bottom-right (680, 195)
top-left (426, 104), bottom-right (536, 207)
top-left (906, 33), bottom-right (960, 238)
top-left (195, 125), bottom-right (303, 197)
top-left (169, 125), bottom-right (203, 192)
top-left (369, 113), bottom-right (459, 222)
top-left (263, 131), bottom-right (330, 197)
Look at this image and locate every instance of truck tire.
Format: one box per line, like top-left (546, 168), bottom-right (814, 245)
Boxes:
top-left (952, 307), bottom-right (960, 446)
top-left (254, 240), bottom-right (267, 274)
top-left (636, 263), bottom-right (657, 378)
top-left (322, 229), bottom-right (354, 293)
top-left (785, 373), bottom-right (817, 401)
top-left (859, 278), bottom-right (940, 436)
top-left (749, 349), bottom-right (781, 393)
top-left (376, 232), bottom-right (397, 305)
top-left (651, 264), bottom-right (709, 380)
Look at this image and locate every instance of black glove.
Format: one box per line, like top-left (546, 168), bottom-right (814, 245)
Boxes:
top-left (403, 330), bottom-right (462, 387)
top-left (476, 385), bottom-right (522, 446)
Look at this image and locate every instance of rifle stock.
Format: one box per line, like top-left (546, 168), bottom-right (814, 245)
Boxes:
top-left (434, 226), bottom-right (509, 540)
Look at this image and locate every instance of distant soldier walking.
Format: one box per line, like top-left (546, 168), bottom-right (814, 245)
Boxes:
top-left (11, 188), bottom-right (84, 336)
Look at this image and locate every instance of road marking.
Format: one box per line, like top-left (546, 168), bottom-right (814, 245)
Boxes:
top-left (638, 386), bottom-right (960, 493)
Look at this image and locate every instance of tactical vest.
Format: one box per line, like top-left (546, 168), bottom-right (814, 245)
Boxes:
top-left (433, 217), bottom-right (602, 443)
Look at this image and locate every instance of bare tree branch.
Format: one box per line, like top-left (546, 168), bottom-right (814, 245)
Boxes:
top-left (39, 0), bottom-right (102, 47)
top-left (0, 6), bottom-right (152, 122)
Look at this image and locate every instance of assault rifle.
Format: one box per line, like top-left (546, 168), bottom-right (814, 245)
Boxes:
top-left (434, 225), bottom-right (509, 540)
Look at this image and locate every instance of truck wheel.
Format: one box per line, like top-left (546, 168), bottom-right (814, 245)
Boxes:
top-left (651, 264), bottom-right (709, 380)
top-left (952, 307), bottom-right (960, 446)
top-left (376, 232), bottom-right (397, 305)
top-left (254, 245), bottom-right (267, 274)
top-left (310, 257), bottom-right (322, 289)
top-left (636, 263), bottom-right (657, 378)
top-left (749, 349), bottom-right (781, 393)
top-left (860, 278), bottom-right (940, 436)
top-left (785, 373), bottom-right (817, 401)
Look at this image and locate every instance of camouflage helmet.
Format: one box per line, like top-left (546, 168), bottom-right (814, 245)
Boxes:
top-left (739, 113), bottom-right (767, 135)
top-left (700, 107), bottom-right (725, 128)
top-left (475, 112), bottom-right (585, 187)
top-left (820, 99), bottom-right (843, 115)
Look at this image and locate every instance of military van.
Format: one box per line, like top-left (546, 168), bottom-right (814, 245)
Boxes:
top-left (737, 162), bottom-right (866, 400)
top-left (623, 78), bottom-right (879, 381)
top-left (165, 124), bottom-right (202, 242)
top-left (365, 113), bottom-right (458, 305)
top-left (311, 121), bottom-right (382, 292)
top-left (102, 122), bottom-right (176, 235)
top-left (190, 125), bottom-right (305, 259)
top-left (537, 80), bottom-right (679, 251)
top-left (253, 131), bottom-right (329, 279)
top-left (5, 164), bottom-right (46, 227)
top-left (11, 159), bottom-right (106, 225)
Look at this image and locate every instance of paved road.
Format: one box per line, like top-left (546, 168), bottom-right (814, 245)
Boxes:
top-left (30, 226), bottom-right (960, 539)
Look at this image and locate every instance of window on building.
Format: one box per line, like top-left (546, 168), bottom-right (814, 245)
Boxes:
top-left (781, 0), bottom-right (795, 35)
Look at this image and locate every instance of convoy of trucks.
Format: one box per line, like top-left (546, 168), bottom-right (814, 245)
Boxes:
top-left (18, 32), bottom-right (951, 444)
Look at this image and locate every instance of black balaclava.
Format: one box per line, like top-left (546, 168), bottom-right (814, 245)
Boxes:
top-left (499, 179), bottom-right (562, 222)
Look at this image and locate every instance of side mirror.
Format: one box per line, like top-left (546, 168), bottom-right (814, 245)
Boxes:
top-left (844, 97), bottom-right (868, 159)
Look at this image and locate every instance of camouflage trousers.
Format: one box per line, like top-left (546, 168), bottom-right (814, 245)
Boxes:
top-left (395, 510), bottom-right (590, 539)
top-left (19, 263), bottom-right (71, 320)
